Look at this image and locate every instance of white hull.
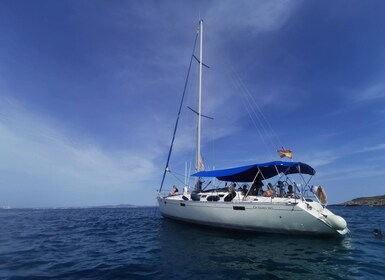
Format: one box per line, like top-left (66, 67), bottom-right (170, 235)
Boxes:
top-left (158, 193), bottom-right (348, 236)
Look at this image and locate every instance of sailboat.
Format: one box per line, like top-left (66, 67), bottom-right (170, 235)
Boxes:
top-left (157, 20), bottom-right (349, 237)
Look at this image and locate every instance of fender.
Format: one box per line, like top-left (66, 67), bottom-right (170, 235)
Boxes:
top-left (316, 185), bottom-right (328, 205)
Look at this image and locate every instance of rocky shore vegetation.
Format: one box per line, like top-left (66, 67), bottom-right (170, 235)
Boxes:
top-left (338, 195), bottom-right (385, 206)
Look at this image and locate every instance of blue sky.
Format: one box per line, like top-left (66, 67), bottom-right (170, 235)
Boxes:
top-left (1, 0), bottom-right (385, 207)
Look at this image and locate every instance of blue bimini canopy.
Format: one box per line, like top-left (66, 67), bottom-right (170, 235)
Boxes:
top-left (191, 161), bottom-right (315, 182)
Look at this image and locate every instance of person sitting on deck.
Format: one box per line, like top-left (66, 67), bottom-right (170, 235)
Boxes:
top-left (241, 184), bottom-right (248, 195)
top-left (224, 183), bottom-right (237, 202)
top-left (249, 180), bottom-right (263, 196)
top-left (168, 185), bottom-right (179, 196)
top-left (195, 180), bottom-right (203, 192)
top-left (263, 183), bottom-right (275, 197)
top-left (277, 181), bottom-right (285, 197)
top-left (285, 185), bottom-right (294, 197)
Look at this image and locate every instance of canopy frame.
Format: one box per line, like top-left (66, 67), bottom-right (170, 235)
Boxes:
top-left (191, 161), bottom-right (315, 183)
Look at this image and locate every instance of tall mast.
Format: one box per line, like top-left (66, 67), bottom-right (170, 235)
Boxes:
top-left (196, 19), bottom-right (203, 176)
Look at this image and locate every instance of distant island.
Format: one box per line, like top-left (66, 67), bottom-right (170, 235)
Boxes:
top-left (336, 195), bottom-right (385, 206)
top-left (1, 204), bottom-right (140, 210)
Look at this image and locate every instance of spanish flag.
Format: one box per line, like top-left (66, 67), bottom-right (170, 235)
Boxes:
top-left (277, 148), bottom-right (293, 159)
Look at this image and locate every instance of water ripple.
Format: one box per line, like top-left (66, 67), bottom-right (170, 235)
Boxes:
top-left (0, 206), bottom-right (384, 279)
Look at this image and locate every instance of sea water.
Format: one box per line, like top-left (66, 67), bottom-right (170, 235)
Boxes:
top-left (0, 206), bottom-right (384, 279)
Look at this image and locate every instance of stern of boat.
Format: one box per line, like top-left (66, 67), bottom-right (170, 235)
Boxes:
top-left (298, 200), bottom-right (349, 236)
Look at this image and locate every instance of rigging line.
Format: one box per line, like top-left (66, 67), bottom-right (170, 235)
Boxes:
top-left (169, 169), bottom-right (187, 178)
top-left (241, 77), bottom-right (283, 148)
top-left (238, 76), bottom-right (284, 149)
top-left (230, 74), bottom-right (276, 159)
top-left (217, 55), bottom-right (282, 158)
top-left (159, 26), bottom-right (199, 193)
top-left (235, 77), bottom-right (273, 158)
top-left (207, 39), bottom-right (284, 158)
top-left (239, 81), bottom-right (273, 151)
top-left (234, 72), bottom-right (283, 152)
top-left (234, 73), bottom-right (278, 148)
top-left (215, 51), bottom-right (283, 151)
top-left (169, 171), bottom-right (187, 186)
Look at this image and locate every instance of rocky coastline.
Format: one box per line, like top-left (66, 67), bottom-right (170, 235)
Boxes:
top-left (337, 195), bottom-right (385, 206)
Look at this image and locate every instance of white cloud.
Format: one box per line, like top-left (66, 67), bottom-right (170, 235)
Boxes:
top-left (0, 96), bottom-right (157, 207)
top-left (301, 150), bottom-right (340, 168)
top-left (355, 143), bottom-right (385, 154)
top-left (207, 0), bottom-right (302, 36)
top-left (354, 84), bottom-right (385, 102)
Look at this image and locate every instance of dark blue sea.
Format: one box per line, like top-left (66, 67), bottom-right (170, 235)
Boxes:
top-left (1, 206), bottom-right (384, 280)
